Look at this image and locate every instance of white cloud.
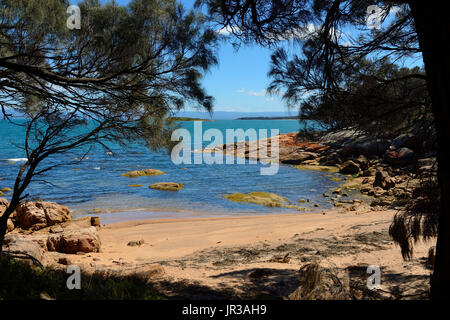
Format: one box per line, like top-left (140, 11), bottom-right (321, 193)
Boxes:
top-left (236, 88), bottom-right (245, 93)
top-left (247, 89), bottom-right (267, 97)
top-left (216, 26), bottom-right (241, 35)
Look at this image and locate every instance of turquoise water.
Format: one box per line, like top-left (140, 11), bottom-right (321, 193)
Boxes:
top-left (0, 119), bottom-right (344, 223)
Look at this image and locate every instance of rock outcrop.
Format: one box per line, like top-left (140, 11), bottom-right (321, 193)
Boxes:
top-left (15, 201), bottom-right (71, 231)
top-left (3, 233), bottom-right (47, 264)
top-left (373, 170), bottom-right (395, 190)
top-left (391, 133), bottom-right (418, 151)
top-left (385, 147), bottom-right (416, 166)
top-left (339, 160), bottom-right (360, 175)
top-left (279, 149), bottom-right (318, 165)
top-left (47, 226), bottom-right (101, 254)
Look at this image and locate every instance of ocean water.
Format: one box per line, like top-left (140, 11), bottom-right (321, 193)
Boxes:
top-left (0, 119), bottom-right (345, 223)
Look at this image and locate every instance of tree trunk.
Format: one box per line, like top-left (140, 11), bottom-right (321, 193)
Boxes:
top-left (410, 1), bottom-right (450, 299)
top-left (0, 215), bottom-right (8, 255)
top-left (0, 203), bottom-right (18, 255)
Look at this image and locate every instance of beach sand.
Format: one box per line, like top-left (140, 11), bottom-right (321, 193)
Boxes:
top-left (46, 208), bottom-right (434, 299)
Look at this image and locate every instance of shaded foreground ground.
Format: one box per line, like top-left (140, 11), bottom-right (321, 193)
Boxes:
top-left (44, 209), bottom-right (434, 299)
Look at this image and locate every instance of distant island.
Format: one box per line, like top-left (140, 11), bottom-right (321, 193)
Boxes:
top-left (236, 116), bottom-right (299, 120)
top-left (168, 117), bottom-right (212, 122)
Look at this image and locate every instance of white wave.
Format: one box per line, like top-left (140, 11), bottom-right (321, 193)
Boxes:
top-left (2, 158), bottom-right (27, 162)
top-left (93, 167), bottom-right (101, 170)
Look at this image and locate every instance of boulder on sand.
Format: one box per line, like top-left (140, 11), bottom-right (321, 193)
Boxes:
top-left (47, 226), bottom-right (101, 254)
top-left (2, 235), bottom-right (46, 265)
top-left (15, 201), bottom-right (71, 231)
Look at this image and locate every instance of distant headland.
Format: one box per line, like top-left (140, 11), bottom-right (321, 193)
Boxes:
top-left (236, 116), bottom-right (299, 120)
top-left (168, 117), bottom-right (213, 122)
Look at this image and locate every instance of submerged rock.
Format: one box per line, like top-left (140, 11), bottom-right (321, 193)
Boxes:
top-left (150, 182), bottom-right (184, 191)
top-left (122, 169), bottom-right (165, 177)
top-left (225, 192), bottom-right (289, 208)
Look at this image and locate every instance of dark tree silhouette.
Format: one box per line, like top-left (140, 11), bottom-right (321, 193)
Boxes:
top-left (0, 0), bottom-right (218, 252)
top-left (197, 0), bottom-right (448, 299)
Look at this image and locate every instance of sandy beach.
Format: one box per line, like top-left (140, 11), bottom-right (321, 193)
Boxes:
top-left (45, 208), bottom-right (434, 299)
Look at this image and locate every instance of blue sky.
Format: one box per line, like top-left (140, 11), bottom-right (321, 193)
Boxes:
top-left (70, 0), bottom-right (423, 114)
top-left (70, 0), bottom-right (294, 113)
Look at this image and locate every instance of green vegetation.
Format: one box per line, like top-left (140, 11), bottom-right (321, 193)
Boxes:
top-left (0, 257), bottom-right (164, 300)
top-left (168, 117), bottom-right (212, 121)
top-left (122, 169), bottom-right (165, 178)
top-left (236, 116), bottom-right (298, 120)
top-left (150, 182), bottom-right (184, 191)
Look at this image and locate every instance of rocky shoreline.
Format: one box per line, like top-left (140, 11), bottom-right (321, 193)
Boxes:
top-left (201, 129), bottom-right (436, 211)
top-left (1, 199), bottom-right (101, 266)
top-left (0, 129), bottom-right (437, 297)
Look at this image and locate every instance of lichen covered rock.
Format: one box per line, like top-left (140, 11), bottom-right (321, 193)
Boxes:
top-left (122, 169), bottom-right (165, 177)
top-left (225, 192), bottom-right (289, 207)
top-left (149, 182), bottom-right (184, 191)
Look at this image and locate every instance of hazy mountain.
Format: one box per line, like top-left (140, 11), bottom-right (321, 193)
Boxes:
top-left (173, 111), bottom-right (296, 120)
